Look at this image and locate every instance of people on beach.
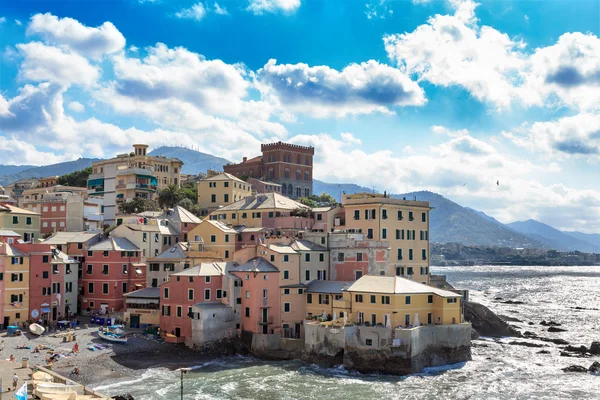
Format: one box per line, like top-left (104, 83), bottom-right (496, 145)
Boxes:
top-left (33, 346), bottom-right (40, 353)
top-left (72, 342), bottom-right (79, 353)
top-left (12, 373), bottom-right (18, 390)
top-left (71, 367), bottom-right (80, 375)
top-left (9, 354), bottom-right (15, 362)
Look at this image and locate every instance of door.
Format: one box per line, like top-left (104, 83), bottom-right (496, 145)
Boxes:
top-left (3, 316), bottom-right (9, 329)
top-left (175, 327), bottom-right (181, 337)
top-left (295, 323), bottom-right (301, 339)
top-left (100, 303), bottom-right (108, 314)
top-left (427, 313), bottom-right (432, 325)
top-left (52, 307), bottom-right (57, 321)
top-left (130, 314), bottom-right (141, 328)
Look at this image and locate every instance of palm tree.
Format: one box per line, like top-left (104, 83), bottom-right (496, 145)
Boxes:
top-left (158, 184), bottom-right (182, 209)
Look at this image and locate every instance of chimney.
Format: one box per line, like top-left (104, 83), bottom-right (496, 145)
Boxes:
top-left (243, 157), bottom-right (247, 162)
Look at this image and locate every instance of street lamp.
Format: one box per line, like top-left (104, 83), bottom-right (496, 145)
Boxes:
top-left (178, 368), bottom-right (191, 400)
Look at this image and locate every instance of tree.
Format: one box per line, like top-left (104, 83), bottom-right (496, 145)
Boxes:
top-left (297, 197), bottom-right (318, 208)
top-left (178, 198), bottom-right (194, 210)
top-left (158, 184), bottom-right (183, 209)
top-left (118, 197), bottom-right (160, 214)
top-left (179, 182), bottom-right (198, 204)
top-left (57, 167), bottom-right (92, 187)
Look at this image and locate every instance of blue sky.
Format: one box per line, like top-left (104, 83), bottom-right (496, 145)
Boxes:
top-left (0, 0), bottom-right (599, 231)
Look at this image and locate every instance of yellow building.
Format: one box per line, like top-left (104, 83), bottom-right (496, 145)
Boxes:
top-left (305, 280), bottom-right (352, 320)
top-left (343, 275), bottom-right (462, 328)
top-left (197, 173), bottom-right (252, 215)
top-left (187, 220), bottom-right (237, 261)
top-left (88, 144), bottom-right (184, 225)
top-left (123, 287), bottom-right (161, 328)
top-left (341, 193), bottom-right (432, 284)
top-left (0, 204), bottom-right (41, 242)
top-left (206, 192), bottom-right (310, 230)
top-left (0, 245), bottom-right (30, 326)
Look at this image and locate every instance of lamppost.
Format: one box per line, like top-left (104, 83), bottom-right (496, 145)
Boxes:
top-left (178, 368), bottom-right (191, 400)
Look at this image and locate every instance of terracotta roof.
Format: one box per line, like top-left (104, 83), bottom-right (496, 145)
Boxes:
top-left (346, 275), bottom-right (462, 297)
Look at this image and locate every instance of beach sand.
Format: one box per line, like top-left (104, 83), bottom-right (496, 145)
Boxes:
top-left (0, 325), bottom-right (213, 393)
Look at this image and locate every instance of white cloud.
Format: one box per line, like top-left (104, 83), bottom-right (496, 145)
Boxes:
top-left (247, 0), bottom-right (300, 15)
top-left (129, 45), bottom-right (139, 53)
top-left (258, 59), bottom-right (425, 117)
top-left (412, 0), bottom-right (432, 4)
top-left (15, 19), bottom-right (22, 26)
top-left (524, 15), bottom-right (529, 21)
top-left (384, 2), bottom-right (600, 111)
top-left (214, 2), bottom-right (229, 15)
top-left (431, 125), bottom-right (469, 137)
top-left (340, 132), bottom-right (362, 145)
top-left (26, 13), bottom-right (125, 59)
top-left (175, 2), bottom-right (207, 20)
top-left (0, 17), bottom-right (5, 24)
top-left (16, 42), bottom-right (100, 87)
top-left (503, 113), bottom-right (600, 158)
top-left (0, 136), bottom-right (76, 165)
top-left (67, 101), bottom-right (85, 112)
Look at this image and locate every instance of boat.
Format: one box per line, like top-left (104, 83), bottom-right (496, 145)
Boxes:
top-left (30, 323), bottom-right (45, 336)
top-left (98, 329), bottom-right (128, 344)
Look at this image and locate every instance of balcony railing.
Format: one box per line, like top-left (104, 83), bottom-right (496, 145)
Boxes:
top-left (332, 299), bottom-right (351, 309)
top-left (258, 316), bottom-right (274, 325)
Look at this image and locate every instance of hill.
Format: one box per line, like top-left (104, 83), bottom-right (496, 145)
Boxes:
top-left (0, 158), bottom-right (101, 186)
top-left (313, 180), bottom-right (373, 201)
top-left (507, 220), bottom-right (600, 253)
top-left (148, 146), bottom-right (230, 175)
top-left (564, 231), bottom-right (600, 249)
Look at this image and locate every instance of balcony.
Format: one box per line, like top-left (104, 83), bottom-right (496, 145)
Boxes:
top-left (258, 316), bottom-right (274, 325)
top-left (87, 187), bottom-right (105, 195)
top-left (332, 299), bottom-right (351, 309)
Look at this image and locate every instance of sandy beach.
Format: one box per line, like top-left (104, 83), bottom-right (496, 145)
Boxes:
top-left (0, 324), bottom-right (216, 394)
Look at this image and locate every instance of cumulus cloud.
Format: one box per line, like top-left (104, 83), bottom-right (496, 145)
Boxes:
top-left (15, 19), bottom-right (22, 26)
top-left (68, 101), bottom-right (85, 112)
top-left (214, 2), bottom-right (229, 15)
top-left (258, 59), bottom-right (425, 117)
top-left (431, 125), bottom-right (469, 137)
top-left (412, 0), bottom-right (432, 4)
top-left (0, 136), bottom-right (76, 165)
top-left (503, 113), bottom-right (600, 157)
top-left (175, 2), bottom-right (207, 20)
top-left (340, 132), bottom-right (362, 145)
top-left (384, 2), bottom-right (600, 111)
top-left (0, 17), bottom-right (5, 24)
top-left (16, 42), bottom-right (100, 87)
top-left (26, 13), bottom-right (125, 59)
top-left (247, 0), bottom-right (300, 15)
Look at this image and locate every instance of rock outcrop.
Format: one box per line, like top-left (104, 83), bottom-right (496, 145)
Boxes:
top-left (548, 326), bottom-right (567, 333)
top-left (562, 365), bottom-right (588, 373)
top-left (590, 342), bottom-right (600, 355)
top-left (589, 361), bottom-right (600, 374)
top-left (463, 301), bottom-right (521, 338)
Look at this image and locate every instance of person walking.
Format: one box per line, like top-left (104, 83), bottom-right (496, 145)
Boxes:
top-left (12, 372), bottom-right (18, 390)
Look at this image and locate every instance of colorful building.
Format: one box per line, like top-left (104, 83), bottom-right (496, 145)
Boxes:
top-left (80, 237), bottom-right (146, 314)
top-left (341, 193), bottom-right (432, 284)
top-left (247, 178), bottom-right (282, 195)
top-left (111, 216), bottom-right (180, 259)
top-left (305, 280), bottom-right (352, 320)
top-left (187, 220), bottom-right (237, 261)
top-left (197, 172), bottom-right (252, 215)
top-left (123, 287), bottom-right (160, 328)
top-left (87, 144), bottom-right (184, 224)
top-left (0, 204), bottom-right (41, 242)
top-left (344, 275), bottom-right (462, 328)
top-left (0, 236), bottom-right (29, 327)
top-left (223, 141), bottom-right (314, 199)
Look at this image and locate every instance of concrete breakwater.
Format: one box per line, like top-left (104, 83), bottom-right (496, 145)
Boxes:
top-left (239, 323), bottom-right (472, 376)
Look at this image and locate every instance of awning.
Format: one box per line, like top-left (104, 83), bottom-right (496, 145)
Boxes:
top-left (126, 298), bottom-right (158, 304)
top-left (42, 308), bottom-right (51, 313)
top-left (135, 269), bottom-right (142, 274)
top-left (313, 222), bottom-right (326, 231)
top-left (132, 263), bottom-right (146, 267)
top-left (135, 284), bottom-right (143, 287)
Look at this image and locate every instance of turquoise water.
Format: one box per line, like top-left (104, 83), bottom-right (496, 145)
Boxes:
top-left (95, 266), bottom-right (600, 399)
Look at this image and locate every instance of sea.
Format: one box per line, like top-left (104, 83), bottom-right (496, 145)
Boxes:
top-left (95, 265), bottom-right (600, 399)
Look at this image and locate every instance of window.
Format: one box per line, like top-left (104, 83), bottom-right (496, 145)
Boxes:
top-left (42, 271), bottom-right (49, 279)
top-left (355, 270), bottom-right (363, 280)
top-left (162, 305), bottom-right (171, 316)
top-left (225, 250), bottom-right (230, 258)
top-left (317, 270), bottom-right (327, 280)
top-left (88, 251), bottom-right (93, 257)
top-left (26, 217), bottom-right (32, 225)
top-left (205, 276), bottom-right (211, 283)
top-left (216, 289), bottom-right (223, 298)
top-left (123, 282), bottom-right (128, 294)
top-left (211, 194), bottom-right (216, 203)
top-left (305, 270), bottom-right (310, 281)
top-left (407, 266), bottom-right (414, 275)
top-left (405, 296), bottom-right (411, 305)
top-left (428, 295), bottom-right (433, 304)
top-left (176, 306), bottom-right (182, 318)
top-left (87, 282), bottom-right (95, 294)
top-left (396, 266), bottom-right (405, 276)
top-left (382, 296), bottom-right (390, 305)
top-left (284, 303), bottom-right (291, 313)
top-left (422, 249), bottom-right (427, 260)
top-left (224, 182), bottom-right (229, 188)
top-left (337, 253), bottom-right (344, 262)
top-left (355, 294), bottom-right (363, 303)
top-left (122, 264), bottom-right (128, 274)
top-left (164, 287), bottom-right (169, 299)
top-left (210, 235), bottom-right (216, 243)
top-left (409, 249), bottom-right (413, 261)
top-left (382, 209), bottom-right (388, 219)
top-left (143, 233), bottom-right (147, 242)
top-left (307, 294), bottom-right (313, 303)
top-left (447, 298), bottom-right (458, 303)
top-left (409, 211), bottom-right (414, 221)
top-left (371, 314), bottom-right (377, 325)
top-left (354, 210), bottom-right (360, 220)
top-left (316, 213), bottom-right (322, 221)
top-left (283, 255), bottom-right (290, 263)
top-left (397, 249), bottom-right (403, 260)
top-left (102, 283), bottom-right (109, 294)
top-left (102, 265), bottom-right (109, 275)
top-left (12, 216), bottom-right (18, 224)
top-left (428, 313), bottom-right (433, 324)
top-left (42, 255), bottom-right (49, 263)
top-left (283, 270), bottom-right (289, 280)
top-left (298, 289), bottom-right (304, 294)
top-left (365, 338), bottom-right (373, 346)
top-left (245, 307), bottom-right (250, 317)
top-left (382, 228), bottom-right (387, 239)
top-left (318, 294), bottom-right (329, 305)
top-left (367, 228), bottom-right (373, 239)
top-left (59, 221), bottom-right (65, 228)
top-left (224, 194), bottom-right (229, 202)
top-left (263, 275), bottom-right (268, 280)
top-left (370, 295), bottom-right (376, 304)
top-left (405, 314), bottom-right (411, 326)
top-left (204, 289), bottom-right (210, 300)
top-left (357, 253), bottom-right (363, 262)
top-left (43, 222), bottom-right (48, 228)
top-left (86, 264), bottom-right (93, 274)
top-left (224, 234), bottom-right (230, 243)
top-left (188, 289), bottom-right (194, 301)
top-left (422, 212), bottom-right (427, 222)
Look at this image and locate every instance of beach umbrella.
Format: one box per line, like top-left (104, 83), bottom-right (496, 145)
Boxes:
top-left (385, 314), bottom-right (391, 328)
top-left (414, 313), bottom-right (420, 327)
top-left (333, 311), bottom-right (337, 321)
top-left (322, 311), bottom-right (327, 320)
top-left (344, 314), bottom-right (348, 325)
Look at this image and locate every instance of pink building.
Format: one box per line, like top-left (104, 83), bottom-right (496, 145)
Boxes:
top-left (159, 263), bottom-right (227, 342)
top-left (81, 238), bottom-right (146, 314)
top-left (230, 257), bottom-right (281, 334)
